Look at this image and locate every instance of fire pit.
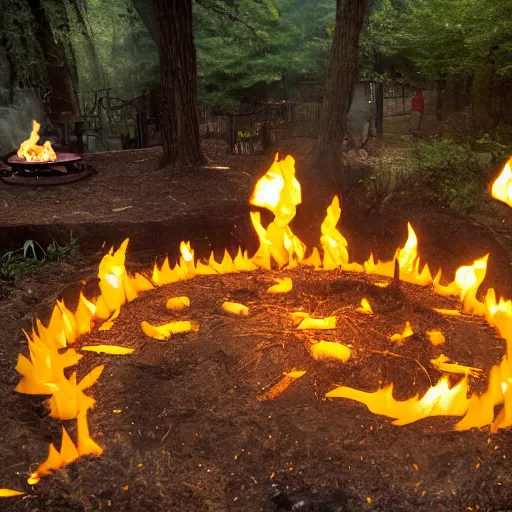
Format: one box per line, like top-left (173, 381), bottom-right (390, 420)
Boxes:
top-left (1, 120), bottom-right (93, 186)
top-left (3, 155), bottom-right (512, 509)
top-left (2, 152), bottom-right (92, 186)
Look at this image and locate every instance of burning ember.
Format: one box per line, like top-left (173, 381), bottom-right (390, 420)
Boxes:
top-left (17, 120), bottom-right (56, 162)
top-left (4, 153), bottom-right (512, 498)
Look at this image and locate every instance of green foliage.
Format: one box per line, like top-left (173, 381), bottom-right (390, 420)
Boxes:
top-left (365, 0), bottom-right (512, 84)
top-left (0, 234), bottom-right (79, 281)
top-left (413, 139), bottom-right (491, 213)
top-left (194, 0), bottom-right (336, 106)
top-left (80, 0), bottom-right (159, 93)
top-left (237, 130), bottom-right (252, 139)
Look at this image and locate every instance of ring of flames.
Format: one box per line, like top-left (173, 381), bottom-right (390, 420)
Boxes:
top-left (3, 154), bottom-right (512, 496)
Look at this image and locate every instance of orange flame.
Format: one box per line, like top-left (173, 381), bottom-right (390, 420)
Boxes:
top-left (326, 376), bottom-right (470, 426)
top-left (17, 120), bottom-right (56, 162)
top-left (250, 154), bottom-right (305, 268)
top-left (364, 223), bottom-right (432, 285)
top-left (491, 156), bottom-right (512, 208)
top-left (10, 152), bottom-right (512, 493)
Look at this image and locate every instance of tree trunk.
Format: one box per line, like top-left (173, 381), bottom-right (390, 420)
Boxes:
top-left (316, 0), bottom-right (366, 182)
top-left (152, 0), bottom-right (205, 168)
top-left (30, 0), bottom-right (78, 118)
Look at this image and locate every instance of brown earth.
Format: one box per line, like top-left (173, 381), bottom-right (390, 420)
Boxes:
top-left (1, 266), bottom-right (512, 512)
top-left (1, 136), bottom-right (512, 511)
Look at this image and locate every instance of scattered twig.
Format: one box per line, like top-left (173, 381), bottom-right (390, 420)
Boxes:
top-left (161, 417), bottom-right (173, 442)
top-left (369, 349), bottom-right (432, 385)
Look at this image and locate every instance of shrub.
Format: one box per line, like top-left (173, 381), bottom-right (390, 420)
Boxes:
top-left (413, 139), bottom-right (491, 213)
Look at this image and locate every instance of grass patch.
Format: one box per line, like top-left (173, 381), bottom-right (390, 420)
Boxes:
top-left (0, 234), bottom-right (79, 280)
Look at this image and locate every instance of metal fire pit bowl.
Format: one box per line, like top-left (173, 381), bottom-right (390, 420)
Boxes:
top-left (2, 152), bottom-right (93, 186)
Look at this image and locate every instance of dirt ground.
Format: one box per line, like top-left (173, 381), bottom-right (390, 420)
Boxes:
top-left (1, 135), bottom-right (512, 511)
top-left (2, 266), bottom-right (512, 511)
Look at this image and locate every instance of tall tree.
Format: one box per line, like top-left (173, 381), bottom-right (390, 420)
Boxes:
top-left (152, 0), bottom-right (205, 167)
top-left (316, 0), bottom-right (367, 182)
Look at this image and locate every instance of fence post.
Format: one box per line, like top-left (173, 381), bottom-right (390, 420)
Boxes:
top-left (376, 83), bottom-right (384, 138)
top-left (227, 114), bottom-right (236, 155)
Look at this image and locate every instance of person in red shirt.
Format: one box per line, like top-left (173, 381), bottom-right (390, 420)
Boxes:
top-left (409, 89), bottom-right (424, 136)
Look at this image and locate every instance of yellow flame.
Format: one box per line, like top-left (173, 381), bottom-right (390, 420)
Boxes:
top-left (0, 489), bottom-right (25, 498)
top-left (310, 341), bottom-right (351, 362)
top-left (141, 320), bottom-right (199, 340)
top-left (491, 157), bottom-right (512, 208)
top-left (296, 316), bottom-right (336, 330)
top-left (390, 321), bottom-right (414, 343)
top-left (326, 376), bottom-right (470, 426)
top-left (320, 196), bottom-right (350, 270)
top-left (221, 301), bottom-right (249, 316)
top-left (427, 330), bottom-right (445, 346)
top-left (17, 120), bottom-right (56, 162)
top-left (431, 354), bottom-right (483, 378)
top-left (166, 296), bottom-right (191, 310)
top-left (356, 298), bottom-right (373, 315)
top-left (267, 277), bottom-right (293, 294)
top-left (81, 345), bottom-right (134, 355)
top-left (364, 223), bottom-right (432, 285)
top-left (250, 154), bottom-right (305, 268)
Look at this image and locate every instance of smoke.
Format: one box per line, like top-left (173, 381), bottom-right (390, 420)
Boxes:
top-left (0, 92), bottom-right (44, 157)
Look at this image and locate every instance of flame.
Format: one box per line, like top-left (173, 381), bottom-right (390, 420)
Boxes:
top-left (326, 376), bottom-right (470, 426)
top-left (320, 196), bottom-right (355, 271)
top-left (221, 301), bottom-right (249, 316)
top-left (81, 345), bottom-right (134, 355)
top-left (166, 296), bottom-right (191, 310)
top-left (27, 420), bottom-right (101, 485)
top-left (17, 120), bottom-right (56, 162)
top-left (491, 156), bottom-right (512, 208)
top-left (10, 152), bottom-right (512, 492)
top-left (430, 354), bottom-right (483, 378)
top-left (356, 298), bottom-right (373, 315)
top-left (267, 277), bottom-right (293, 294)
top-left (390, 321), bottom-right (414, 343)
top-left (0, 489), bottom-right (25, 498)
top-left (310, 341), bottom-right (351, 362)
top-left (250, 154), bottom-right (305, 268)
top-left (427, 330), bottom-right (446, 346)
top-left (434, 255), bottom-right (488, 315)
top-left (364, 223), bottom-right (432, 285)
top-left (296, 316), bottom-right (336, 330)
top-left (141, 320), bottom-right (199, 340)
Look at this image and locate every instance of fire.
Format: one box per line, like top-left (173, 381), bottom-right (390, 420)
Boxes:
top-left (326, 376), bottom-right (470, 426)
top-left (9, 152), bottom-right (512, 493)
top-left (249, 154), bottom-right (305, 268)
top-left (491, 156), bottom-right (512, 208)
top-left (141, 320), bottom-right (199, 340)
top-left (17, 120), bottom-right (56, 162)
top-left (267, 277), bottom-right (293, 293)
top-left (310, 341), bottom-right (351, 362)
top-left (364, 223), bottom-right (432, 285)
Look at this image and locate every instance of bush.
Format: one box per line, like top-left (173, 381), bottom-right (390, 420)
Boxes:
top-left (413, 139), bottom-right (491, 213)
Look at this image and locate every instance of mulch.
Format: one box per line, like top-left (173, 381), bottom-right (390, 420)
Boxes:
top-left (2, 266), bottom-right (512, 511)
top-left (0, 139), bottom-right (512, 510)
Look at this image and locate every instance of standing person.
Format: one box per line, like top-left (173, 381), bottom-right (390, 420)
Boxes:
top-left (409, 89), bottom-right (424, 136)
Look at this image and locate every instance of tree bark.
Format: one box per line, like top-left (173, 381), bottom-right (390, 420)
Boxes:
top-left (152, 0), bottom-right (205, 168)
top-left (316, 0), bottom-right (367, 182)
top-left (30, 0), bottom-right (78, 118)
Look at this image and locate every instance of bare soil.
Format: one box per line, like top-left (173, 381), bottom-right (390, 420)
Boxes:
top-left (1, 137), bottom-right (512, 511)
top-left (2, 266), bottom-right (512, 512)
